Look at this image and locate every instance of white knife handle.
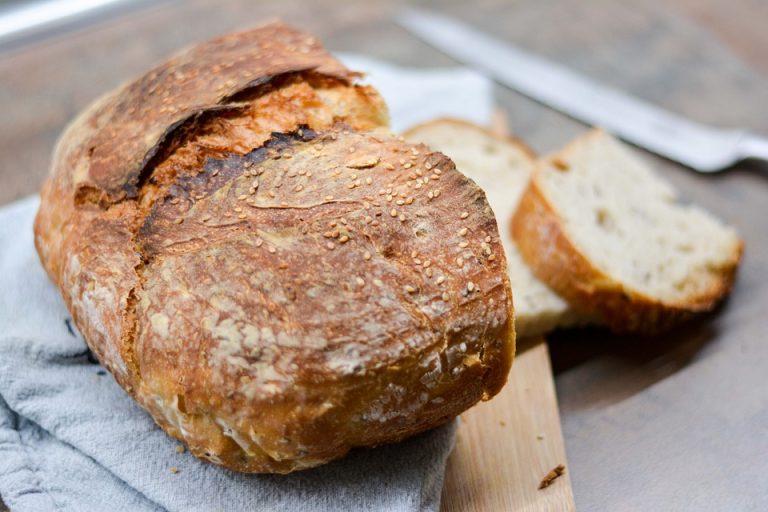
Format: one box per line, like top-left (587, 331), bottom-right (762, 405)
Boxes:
top-left (740, 134), bottom-right (768, 165)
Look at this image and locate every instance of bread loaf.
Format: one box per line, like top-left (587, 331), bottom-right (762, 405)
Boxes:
top-left (404, 119), bottom-right (590, 337)
top-left (512, 129), bottom-right (743, 332)
top-left (33, 23), bottom-right (515, 473)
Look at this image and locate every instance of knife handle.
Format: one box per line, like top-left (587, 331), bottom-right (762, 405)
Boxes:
top-left (740, 134), bottom-right (768, 166)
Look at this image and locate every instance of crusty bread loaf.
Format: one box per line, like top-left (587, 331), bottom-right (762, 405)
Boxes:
top-left (404, 119), bottom-right (589, 338)
top-left (34, 24), bottom-right (515, 473)
top-left (512, 129), bottom-right (743, 332)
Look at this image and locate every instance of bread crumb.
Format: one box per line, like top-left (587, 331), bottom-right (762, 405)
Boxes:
top-left (170, 467), bottom-right (179, 474)
top-left (499, 421), bottom-right (506, 427)
top-left (537, 433), bottom-right (545, 440)
top-left (175, 445), bottom-right (185, 454)
top-left (552, 158), bottom-right (570, 171)
top-left (538, 464), bottom-right (565, 489)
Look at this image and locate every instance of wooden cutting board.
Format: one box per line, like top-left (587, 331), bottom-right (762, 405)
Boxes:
top-left (441, 338), bottom-right (575, 511)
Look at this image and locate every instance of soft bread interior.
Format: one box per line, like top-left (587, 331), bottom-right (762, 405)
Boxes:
top-left (404, 119), bottom-right (580, 337)
top-left (537, 129), bottom-right (742, 304)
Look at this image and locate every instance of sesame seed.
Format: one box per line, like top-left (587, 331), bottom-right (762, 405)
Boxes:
top-left (224, 212), bottom-right (232, 218)
top-left (467, 282), bottom-right (475, 292)
top-left (460, 211), bottom-right (469, 219)
top-left (383, 162), bottom-right (395, 170)
top-left (405, 197), bottom-right (414, 205)
top-left (252, 180), bottom-right (259, 189)
top-left (425, 162), bottom-right (432, 170)
top-left (234, 207), bottom-right (243, 213)
top-left (390, 208), bottom-right (398, 217)
top-left (427, 191), bottom-right (434, 199)
top-left (433, 189), bottom-right (441, 197)
top-left (425, 267), bottom-right (433, 278)
top-left (340, 218), bottom-right (348, 225)
top-left (363, 251), bottom-right (372, 260)
top-left (339, 235), bottom-right (349, 243)
top-left (456, 257), bottom-right (464, 267)
top-left (170, 197), bottom-right (180, 204)
top-left (488, 254), bottom-right (496, 261)
top-left (212, 169), bottom-right (220, 176)
top-left (485, 236), bottom-right (492, 243)
top-left (436, 276), bottom-right (445, 285)
top-left (404, 162), bottom-right (413, 169)
top-left (249, 187), bottom-right (256, 194)
top-left (269, 191), bottom-right (276, 198)
top-left (174, 217), bottom-right (183, 224)
top-left (434, 168), bottom-right (442, 175)
top-left (347, 183), bottom-right (356, 189)
top-left (411, 250), bottom-right (418, 258)
top-left (459, 241), bottom-right (469, 248)
top-left (396, 199), bottom-right (405, 206)
top-left (414, 258), bottom-right (422, 265)
top-left (373, 279), bottom-right (384, 287)
top-left (366, 177), bottom-right (373, 185)
top-left (364, 216), bottom-right (373, 224)
top-left (268, 247), bottom-right (276, 254)
top-left (404, 285), bottom-right (417, 293)
top-left (238, 194), bottom-right (247, 201)
top-left (325, 195), bottom-right (334, 201)
top-left (399, 214), bottom-right (405, 222)
top-left (326, 242), bottom-right (335, 250)
top-left (459, 342), bottom-right (467, 352)
top-left (255, 238), bottom-right (263, 247)
top-left (294, 184), bottom-right (304, 192)
top-left (356, 277), bottom-right (365, 287)
top-left (459, 227), bottom-right (468, 236)
top-left (442, 292), bottom-right (450, 301)
top-left (238, 213), bottom-right (247, 219)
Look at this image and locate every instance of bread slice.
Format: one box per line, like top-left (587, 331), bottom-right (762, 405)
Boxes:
top-left (513, 129), bottom-right (743, 332)
top-left (404, 118), bottom-right (586, 338)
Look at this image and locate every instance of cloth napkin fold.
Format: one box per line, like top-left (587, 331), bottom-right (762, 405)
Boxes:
top-left (0, 57), bottom-right (493, 512)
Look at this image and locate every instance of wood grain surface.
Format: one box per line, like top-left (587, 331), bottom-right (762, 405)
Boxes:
top-left (2, 0), bottom-right (767, 510)
top-left (442, 340), bottom-right (574, 512)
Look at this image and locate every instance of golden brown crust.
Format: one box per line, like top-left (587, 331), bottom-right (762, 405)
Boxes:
top-left (34, 24), bottom-right (514, 473)
top-left (511, 166), bottom-right (743, 333)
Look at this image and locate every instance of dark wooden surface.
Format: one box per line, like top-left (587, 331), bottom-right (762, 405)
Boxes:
top-left (1, 0), bottom-right (767, 510)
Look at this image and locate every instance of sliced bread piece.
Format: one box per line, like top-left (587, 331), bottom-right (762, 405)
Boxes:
top-left (404, 118), bottom-right (587, 338)
top-left (512, 129), bottom-right (744, 332)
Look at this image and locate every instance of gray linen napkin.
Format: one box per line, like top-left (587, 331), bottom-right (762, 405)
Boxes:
top-left (0, 57), bottom-right (493, 512)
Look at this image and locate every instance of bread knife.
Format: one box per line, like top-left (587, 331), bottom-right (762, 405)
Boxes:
top-left (397, 8), bottom-right (768, 172)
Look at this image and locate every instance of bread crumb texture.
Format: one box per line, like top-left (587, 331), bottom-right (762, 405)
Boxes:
top-left (513, 129), bottom-right (743, 332)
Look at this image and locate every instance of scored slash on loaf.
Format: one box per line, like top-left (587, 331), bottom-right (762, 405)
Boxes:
top-left (33, 23), bottom-right (515, 473)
